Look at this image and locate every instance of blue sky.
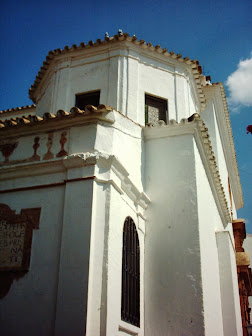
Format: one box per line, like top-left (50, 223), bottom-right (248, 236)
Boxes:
top-left (0, 0), bottom-right (251, 230)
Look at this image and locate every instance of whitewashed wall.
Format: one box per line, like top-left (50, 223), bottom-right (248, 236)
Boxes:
top-left (0, 187), bottom-right (64, 336)
top-left (95, 112), bottom-right (143, 190)
top-left (194, 139), bottom-right (242, 335)
top-left (144, 129), bottom-right (242, 336)
top-left (34, 44), bottom-right (200, 125)
top-left (106, 186), bottom-right (144, 336)
top-left (1, 40), bottom-right (243, 336)
top-left (194, 139), bottom-right (224, 335)
top-left (0, 111), bottom-right (146, 336)
top-left (216, 231), bottom-right (243, 336)
top-left (144, 133), bottom-right (205, 336)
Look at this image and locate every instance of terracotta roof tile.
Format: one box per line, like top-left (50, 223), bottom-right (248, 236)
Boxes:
top-left (0, 104), bottom-right (113, 132)
top-left (0, 104), bottom-right (36, 114)
top-left (211, 82), bottom-right (243, 208)
top-left (28, 33), bottom-right (206, 110)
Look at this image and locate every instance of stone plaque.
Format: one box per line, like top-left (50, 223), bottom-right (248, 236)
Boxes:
top-left (0, 221), bottom-right (26, 269)
top-left (0, 204), bottom-right (41, 272)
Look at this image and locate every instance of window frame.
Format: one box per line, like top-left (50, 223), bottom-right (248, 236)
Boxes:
top-left (75, 90), bottom-right (100, 110)
top-left (121, 216), bottom-right (140, 327)
top-left (145, 93), bottom-right (168, 125)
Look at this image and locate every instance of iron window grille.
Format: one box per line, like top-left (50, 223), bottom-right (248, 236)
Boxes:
top-left (121, 217), bottom-right (140, 327)
top-left (145, 94), bottom-right (168, 125)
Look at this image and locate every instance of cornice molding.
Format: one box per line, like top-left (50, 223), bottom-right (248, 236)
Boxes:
top-left (0, 150), bottom-right (150, 212)
top-left (203, 84), bottom-right (243, 209)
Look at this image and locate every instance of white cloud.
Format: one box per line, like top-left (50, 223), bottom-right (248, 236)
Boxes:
top-left (226, 53), bottom-right (252, 112)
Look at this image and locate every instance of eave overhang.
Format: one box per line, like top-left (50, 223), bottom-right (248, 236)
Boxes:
top-left (0, 105), bottom-right (114, 139)
top-left (203, 83), bottom-right (243, 210)
top-left (28, 32), bottom-right (206, 111)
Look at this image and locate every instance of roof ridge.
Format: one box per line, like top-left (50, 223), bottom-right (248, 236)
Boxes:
top-left (0, 104), bottom-right (36, 114)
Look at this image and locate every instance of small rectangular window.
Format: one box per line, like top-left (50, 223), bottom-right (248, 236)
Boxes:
top-left (145, 94), bottom-right (168, 125)
top-left (75, 91), bottom-right (100, 110)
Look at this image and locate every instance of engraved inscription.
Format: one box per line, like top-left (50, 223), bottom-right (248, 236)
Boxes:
top-left (0, 220), bottom-right (26, 268)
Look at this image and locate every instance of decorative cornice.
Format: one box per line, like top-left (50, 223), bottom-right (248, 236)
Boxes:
top-left (144, 114), bottom-right (231, 225)
top-left (0, 105), bottom-right (114, 138)
top-left (0, 150), bottom-right (150, 213)
top-left (203, 83), bottom-right (243, 209)
top-left (28, 32), bottom-right (206, 110)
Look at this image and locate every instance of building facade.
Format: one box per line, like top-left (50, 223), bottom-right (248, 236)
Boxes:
top-left (0, 32), bottom-right (247, 335)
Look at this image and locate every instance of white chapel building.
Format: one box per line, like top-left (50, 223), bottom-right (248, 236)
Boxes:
top-left (0, 31), bottom-right (247, 336)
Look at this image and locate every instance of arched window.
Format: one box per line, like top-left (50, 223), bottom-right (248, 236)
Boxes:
top-left (121, 217), bottom-right (140, 327)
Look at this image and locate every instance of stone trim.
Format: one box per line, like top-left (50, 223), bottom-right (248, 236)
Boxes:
top-left (0, 204), bottom-right (41, 272)
top-left (0, 204), bottom-right (41, 299)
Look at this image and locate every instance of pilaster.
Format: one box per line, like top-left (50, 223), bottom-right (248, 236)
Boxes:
top-left (54, 175), bottom-right (94, 336)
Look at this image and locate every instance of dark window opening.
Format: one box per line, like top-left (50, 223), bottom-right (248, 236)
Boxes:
top-left (145, 94), bottom-right (168, 125)
top-left (75, 91), bottom-right (100, 110)
top-left (121, 217), bottom-right (140, 327)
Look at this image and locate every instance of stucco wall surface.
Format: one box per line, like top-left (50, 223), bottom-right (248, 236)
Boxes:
top-left (95, 112), bottom-right (143, 191)
top-left (86, 181), bottom-right (110, 336)
top-left (106, 186), bottom-right (144, 336)
top-left (86, 176), bottom-right (145, 336)
top-left (34, 45), bottom-right (200, 126)
top-left (0, 178), bottom-right (94, 336)
top-left (54, 179), bottom-right (93, 336)
top-left (144, 133), bottom-right (204, 336)
top-left (0, 187), bottom-right (65, 336)
top-left (0, 119), bottom-right (99, 335)
top-left (194, 138), bottom-right (233, 336)
top-left (216, 231), bottom-right (243, 336)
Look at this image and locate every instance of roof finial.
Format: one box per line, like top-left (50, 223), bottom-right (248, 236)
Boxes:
top-left (118, 29), bottom-right (123, 36)
top-left (105, 32), bottom-right (109, 38)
